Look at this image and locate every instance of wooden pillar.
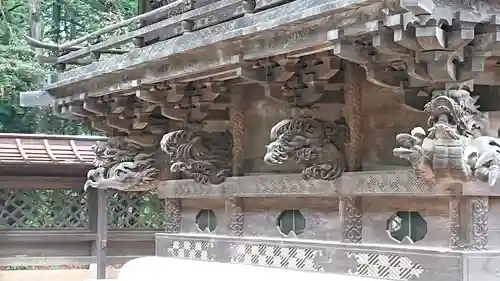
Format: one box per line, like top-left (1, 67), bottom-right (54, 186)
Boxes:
top-left (227, 90), bottom-right (245, 235)
top-left (89, 188), bottom-right (108, 279)
top-left (165, 198), bottom-right (182, 233)
top-left (340, 196), bottom-right (362, 243)
top-left (340, 61), bottom-right (365, 243)
top-left (449, 196), bottom-right (461, 249)
top-left (164, 120), bottom-right (182, 233)
top-left (229, 90), bottom-right (246, 177)
top-left (468, 196), bottom-right (488, 250)
top-left (226, 197), bottom-right (244, 236)
top-left (449, 195), bottom-right (488, 250)
top-left (344, 61), bottom-right (364, 172)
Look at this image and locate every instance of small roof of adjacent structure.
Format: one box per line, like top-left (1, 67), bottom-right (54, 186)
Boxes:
top-left (0, 133), bottom-right (106, 178)
top-left (0, 133), bottom-right (105, 165)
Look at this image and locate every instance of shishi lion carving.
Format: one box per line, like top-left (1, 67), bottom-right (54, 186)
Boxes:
top-left (84, 138), bottom-right (159, 191)
top-left (264, 117), bottom-right (349, 180)
top-left (160, 129), bottom-right (232, 185)
top-left (394, 89), bottom-right (500, 186)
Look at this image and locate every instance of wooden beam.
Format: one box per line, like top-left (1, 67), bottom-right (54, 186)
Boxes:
top-left (229, 91), bottom-right (246, 176)
top-left (0, 176), bottom-right (86, 189)
top-left (343, 61), bottom-right (364, 171)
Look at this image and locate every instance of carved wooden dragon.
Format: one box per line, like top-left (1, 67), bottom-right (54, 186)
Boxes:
top-left (84, 138), bottom-right (159, 191)
top-left (394, 89), bottom-right (500, 186)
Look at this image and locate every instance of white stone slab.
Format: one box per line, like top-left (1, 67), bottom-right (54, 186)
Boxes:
top-left (117, 256), bottom-right (380, 281)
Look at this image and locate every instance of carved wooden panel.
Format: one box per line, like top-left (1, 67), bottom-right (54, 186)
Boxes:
top-left (243, 197), bottom-right (340, 240)
top-left (340, 196), bottom-right (362, 243)
top-left (243, 90), bottom-right (345, 174)
top-left (156, 234), bottom-right (463, 280)
top-left (230, 243), bottom-right (324, 271)
top-left (362, 197), bottom-right (450, 247)
top-left (468, 197), bottom-right (489, 251)
top-left (165, 198), bottom-right (182, 233)
top-left (488, 198), bottom-right (500, 249)
top-left (156, 238), bottom-right (216, 261)
top-left (181, 198), bottom-right (228, 234)
top-left (346, 252), bottom-right (424, 280)
top-left (226, 197), bottom-right (244, 236)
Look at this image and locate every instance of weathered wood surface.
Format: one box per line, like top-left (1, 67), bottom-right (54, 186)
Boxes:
top-left (56, 0), bottom-right (245, 64)
top-left (157, 169), bottom-right (500, 198)
top-left (0, 230), bottom-right (157, 266)
top-left (155, 233), bottom-right (462, 280)
top-left (44, 0), bottom-right (383, 92)
top-left (0, 133), bottom-right (104, 165)
top-left (174, 196), bottom-right (451, 247)
top-left (38, 1), bottom-right (500, 97)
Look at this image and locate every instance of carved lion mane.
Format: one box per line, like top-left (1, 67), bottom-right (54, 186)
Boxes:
top-left (264, 117), bottom-right (349, 180)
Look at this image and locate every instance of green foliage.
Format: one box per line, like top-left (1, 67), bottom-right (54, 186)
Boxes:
top-left (0, 0), bottom-right (136, 135)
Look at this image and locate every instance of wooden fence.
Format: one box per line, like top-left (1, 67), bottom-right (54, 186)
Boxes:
top-left (0, 134), bottom-right (164, 278)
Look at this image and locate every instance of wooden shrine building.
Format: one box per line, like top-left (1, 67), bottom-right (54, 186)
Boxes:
top-left (19, 0), bottom-right (500, 280)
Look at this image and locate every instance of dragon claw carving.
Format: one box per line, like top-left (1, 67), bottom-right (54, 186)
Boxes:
top-left (394, 88), bottom-right (500, 187)
top-left (264, 116), bottom-right (348, 181)
top-left (394, 129), bottom-right (425, 163)
top-left (465, 137), bottom-right (500, 187)
top-left (475, 152), bottom-right (500, 186)
top-left (84, 138), bottom-right (159, 191)
top-left (160, 129), bottom-right (232, 185)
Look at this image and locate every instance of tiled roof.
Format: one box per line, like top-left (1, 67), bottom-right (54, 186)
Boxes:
top-left (0, 133), bottom-right (106, 165)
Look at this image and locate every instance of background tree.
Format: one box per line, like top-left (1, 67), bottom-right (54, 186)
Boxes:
top-left (0, 0), bottom-right (136, 134)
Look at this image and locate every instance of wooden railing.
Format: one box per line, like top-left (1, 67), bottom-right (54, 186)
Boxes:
top-left (25, 0), bottom-right (205, 67)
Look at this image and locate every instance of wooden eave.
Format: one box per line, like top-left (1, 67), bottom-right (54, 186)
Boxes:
top-left (39, 0), bottom-right (385, 98)
top-left (0, 133), bottom-right (105, 177)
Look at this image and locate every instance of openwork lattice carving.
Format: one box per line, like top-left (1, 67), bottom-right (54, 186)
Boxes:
top-left (85, 137), bottom-right (159, 191)
top-left (264, 115), bottom-right (349, 180)
top-left (347, 252), bottom-right (424, 280)
top-left (0, 189), bottom-right (88, 228)
top-left (394, 89), bottom-right (500, 186)
top-left (107, 190), bottom-right (165, 229)
top-left (161, 129), bottom-right (232, 184)
top-left (231, 244), bottom-right (323, 271)
top-left (167, 240), bottom-right (215, 261)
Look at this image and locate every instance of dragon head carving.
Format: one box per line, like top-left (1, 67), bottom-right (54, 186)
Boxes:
top-left (424, 90), bottom-right (485, 139)
top-left (85, 138), bottom-right (159, 191)
top-left (394, 88), bottom-right (500, 186)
